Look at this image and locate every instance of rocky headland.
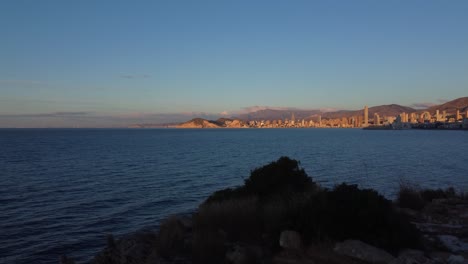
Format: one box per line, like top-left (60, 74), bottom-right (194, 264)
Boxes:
top-left (176, 118), bottom-right (246, 128)
top-left (62, 157), bottom-right (468, 264)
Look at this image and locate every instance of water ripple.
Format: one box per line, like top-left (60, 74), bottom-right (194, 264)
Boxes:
top-left (1, 128), bottom-right (467, 263)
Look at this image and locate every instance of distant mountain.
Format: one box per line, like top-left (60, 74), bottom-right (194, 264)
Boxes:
top-left (233, 104), bottom-right (416, 121)
top-left (322, 104), bottom-right (416, 119)
top-left (425, 97), bottom-right (468, 114)
top-left (230, 97), bottom-right (468, 121)
top-left (154, 96), bottom-right (468, 127)
top-left (234, 109), bottom-right (321, 121)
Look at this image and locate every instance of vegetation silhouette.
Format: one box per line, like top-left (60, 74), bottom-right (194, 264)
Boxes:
top-left (192, 156), bottom-right (421, 262)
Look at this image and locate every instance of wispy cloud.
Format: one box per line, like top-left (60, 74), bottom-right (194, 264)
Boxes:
top-left (319, 107), bottom-right (340, 113)
top-left (0, 79), bottom-right (44, 85)
top-left (120, 74), bottom-right (151, 79)
top-left (409, 98), bottom-right (450, 109)
top-left (238, 106), bottom-right (298, 114)
top-left (0, 112), bottom-right (91, 118)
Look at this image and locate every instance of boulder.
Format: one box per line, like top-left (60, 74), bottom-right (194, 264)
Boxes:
top-left (438, 235), bottom-right (468, 253)
top-left (279, 230), bottom-right (302, 250)
top-left (447, 254), bottom-right (465, 264)
top-left (334, 240), bottom-right (395, 263)
top-left (390, 249), bottom-right (433, 264)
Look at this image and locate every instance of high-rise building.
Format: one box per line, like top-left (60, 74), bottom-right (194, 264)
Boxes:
top-left (456, 109), bottom-right (461, 120)
top-left (364, 106), bottom-right (369, 126)
top-left (374, 113), bottom-right (380, 125)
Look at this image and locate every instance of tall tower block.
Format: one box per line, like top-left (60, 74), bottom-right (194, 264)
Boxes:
top-left (364, 106), bottom-right (369, 126)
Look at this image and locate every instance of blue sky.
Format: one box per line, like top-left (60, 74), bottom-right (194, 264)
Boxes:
top-left (1, 0), bottom-right (467, 127)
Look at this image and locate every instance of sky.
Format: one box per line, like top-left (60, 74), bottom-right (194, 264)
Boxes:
top-left (1, 0), bottom-right (467, 127)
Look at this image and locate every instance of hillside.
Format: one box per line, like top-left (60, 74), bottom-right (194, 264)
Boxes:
top-left (176, 118), bottom-right (221, 128)
top-left (235, 109), bottom-right (321, 121)
top-left (171, 96), bottom-right (468, 126)
top-left (425, 97), bottom-right (468, 114)
top-left (322, 104), bottom-right (416, 119)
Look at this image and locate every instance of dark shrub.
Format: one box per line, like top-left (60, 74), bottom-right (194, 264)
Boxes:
top-left (245, 156), bottom-right (315, 197)
top-left (205, 157), bottom-right (316, 204)
top-left (201, 157), bottom-right (421, 254)
top-left (421, 187), bottom-right (456, 202)
top-left (157, 216), bottom-right (186, 259)
top-left (205, 186), bottom-right (246, 204)
top-left (191, 229), bottom-right (226, 264)
top-left (195, 197), bottom-right (261, 242)
top-left (324, 184), bottom-right (420, 251)
top-left (397, 183), bottom-right (426, 210)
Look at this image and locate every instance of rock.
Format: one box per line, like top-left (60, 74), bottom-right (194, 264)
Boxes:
top-left (438, 235), bottom-right (468, 253)
top-left (226, 245), bottom-right (249, 264)
top-left (226, 244), bottom-right (263, 264)
top-left (334, 240), bottom-right (395, 263)
top-left (92, 231), bottom-right (159, 264)
top-left (390, 249), bottom-right (433, 264)
top-left (447, 254), bottom-right (465, 264)
top-left (279, 230), bottom-right (302, 250)
top-left (428, 251), bottom-right (451, 263)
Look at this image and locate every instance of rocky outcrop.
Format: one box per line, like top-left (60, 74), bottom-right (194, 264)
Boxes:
top-left (225, 119), bottom-right (245, 128)
top-left (334, 240), bottom-right (395, 263)
top-left (401, 198), bottom-right (468, 258)
top-left (176, 118), bottom-right (246, 128)
top-left (176, 118), bottom-right (220, 128)
top-left (92, 232), bottom-right (159, 264)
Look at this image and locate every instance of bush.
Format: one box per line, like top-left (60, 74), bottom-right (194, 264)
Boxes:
top-left (245, 156), bottom-right (316, 197)
top-left (195, 196), bottom-right (261, 242)
top-left (191, 229), bottom-right (226, 264)
top-left (323, 184), bottom-right (420, 251)
top-left (397, 182), bottom-right (464, 210)
top-left (397, 183), bottom-right (426, 210)
top-left (96, 157), bottom-right (466, 262)
top-left (421, 187), bottom-right (456, 202)
top-left (205, 186), bottom-right (246, 204)
top-left (205, 157), bottom-right (316, 204)
top-left (157, 216), bottom-right (186, 259)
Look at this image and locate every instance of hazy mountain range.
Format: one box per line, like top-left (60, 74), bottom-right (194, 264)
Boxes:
top-left (131, 97), bottom-right (468, 128)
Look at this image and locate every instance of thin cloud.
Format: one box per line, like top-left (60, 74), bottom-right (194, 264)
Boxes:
top-left (0, 79), bottom-right (43, 85)
top-left (0, 112), bottom-right (91, 118)
top-left (238, 106), bottom-right (298, 114)
top-left (409, 102), bottom-right (436, 109)
top-left (120, 74), bottom-right (151, 79)
top-left (319, 107), bottom-right (341, 113)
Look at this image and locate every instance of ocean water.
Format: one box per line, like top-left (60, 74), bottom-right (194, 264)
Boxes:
top-left (1, 128), bottom-right (467, 263)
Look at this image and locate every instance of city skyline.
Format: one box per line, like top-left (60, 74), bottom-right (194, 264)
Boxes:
top-left (1, 1), bottom-right (468, 127)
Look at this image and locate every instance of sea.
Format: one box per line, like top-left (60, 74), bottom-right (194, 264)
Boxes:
top-left (1, 128), bottom-right (467, 263)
